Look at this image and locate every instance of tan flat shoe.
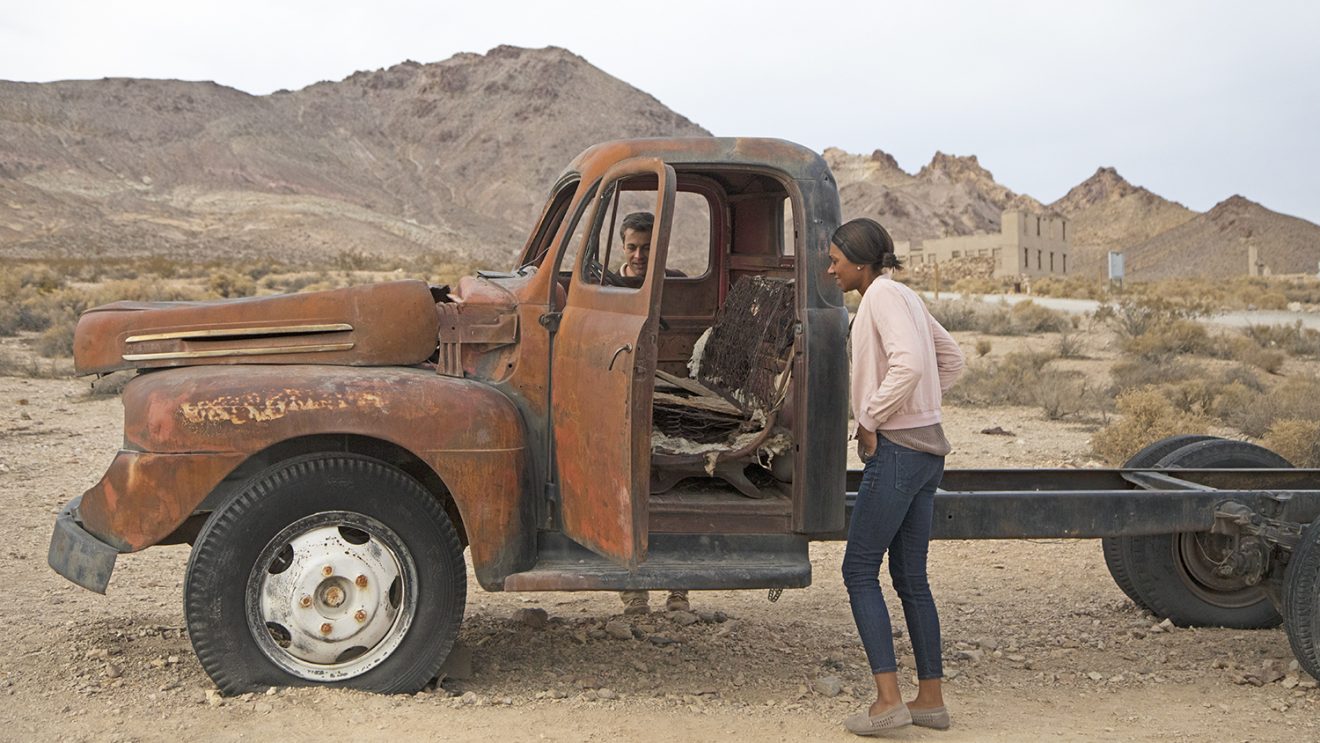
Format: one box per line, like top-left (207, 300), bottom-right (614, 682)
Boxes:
top-left (843, 703), bottom-right (913, 736)
top-left (909, 705), bottom-right (951, 730)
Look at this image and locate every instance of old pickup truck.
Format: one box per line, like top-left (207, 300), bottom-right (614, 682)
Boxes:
top-left (48, 138), bottom-right (1320, 693)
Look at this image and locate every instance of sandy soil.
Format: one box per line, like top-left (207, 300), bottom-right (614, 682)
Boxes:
top-left (2, 374), bottom-right (1316, 743)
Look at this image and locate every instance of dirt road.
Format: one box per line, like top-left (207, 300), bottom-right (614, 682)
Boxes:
top-left (2, 376), bottom-right (1315, 742)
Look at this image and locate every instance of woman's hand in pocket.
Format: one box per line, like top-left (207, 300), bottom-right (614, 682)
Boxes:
top-left (856, 424), bottom-right (878, 461)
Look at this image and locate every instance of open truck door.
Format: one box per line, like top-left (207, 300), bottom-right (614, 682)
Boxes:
top-left (552, 158), bottom-right (676, 569)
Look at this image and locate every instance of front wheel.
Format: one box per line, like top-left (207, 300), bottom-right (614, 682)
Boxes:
top-left (184, 454), bottom-right (466, 694)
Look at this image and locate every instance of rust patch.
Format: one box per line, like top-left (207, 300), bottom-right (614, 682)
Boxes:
top-left (179, 389), bottom-right (386, 426)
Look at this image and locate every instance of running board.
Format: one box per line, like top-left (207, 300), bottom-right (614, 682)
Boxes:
top-left (502, 533), bottom-right (811, 591)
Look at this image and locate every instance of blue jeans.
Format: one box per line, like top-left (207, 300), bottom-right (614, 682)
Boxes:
top-left (842, 437), bottom-right (945, 679)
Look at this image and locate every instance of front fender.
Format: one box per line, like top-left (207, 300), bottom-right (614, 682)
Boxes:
top-left (81, 365), bottom-right (532, 587)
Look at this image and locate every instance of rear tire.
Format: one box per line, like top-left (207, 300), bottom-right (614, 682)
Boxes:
top-left (1102, 435), bottom-right (1219, 611)
top-left (1284, 516), bottom-right (1320, 681)
top-left (1116, 439), bottom-right (1287, 628)
top-left (184, 454), bottom-right (466, 694)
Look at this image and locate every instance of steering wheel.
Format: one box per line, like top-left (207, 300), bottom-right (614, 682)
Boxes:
top-left (583, 261), bottom-right (628, 287)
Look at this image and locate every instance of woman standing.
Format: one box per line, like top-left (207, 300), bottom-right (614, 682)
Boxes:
top-left (827, 218), bottom-right (965, 735)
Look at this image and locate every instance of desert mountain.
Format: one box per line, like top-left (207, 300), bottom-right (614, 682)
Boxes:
top-left (0, 46), bottom-right (708, 266)
top-left (825, 148), bottom-right (1045, 242)
top-left (1048, 167), bottom-right (1196, 277)
top-left (3, 47), bottom-right (1315, 280)
top-left (1123, 195), bottom-right (1320, 280)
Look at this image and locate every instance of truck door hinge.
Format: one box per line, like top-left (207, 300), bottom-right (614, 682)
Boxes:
top-left (539, 312), bottom-right (562, 332)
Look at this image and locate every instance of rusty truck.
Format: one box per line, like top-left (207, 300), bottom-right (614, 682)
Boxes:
top-left (48, 138), bottom-right (1320, 693)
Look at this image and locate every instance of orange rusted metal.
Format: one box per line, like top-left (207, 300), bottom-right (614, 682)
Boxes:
top-left (74, 281), bottom-right (440, 375)
top-left (54, 137), bottom-right (851, 599)
top-left (88, 365), bottom-right (533, 588)
top-left (552, 158), bottom-right (675, 569)
top-left (77, 450), bottom-right (247, 551)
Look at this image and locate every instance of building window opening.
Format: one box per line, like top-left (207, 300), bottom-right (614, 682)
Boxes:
top-left (1050, 252), bottom-right (1055, 272)
top-left (1037, 250), bottom-right (1042, 270)
top-left (1063, 254), bottom-right (1067, 274)
top-left (1036, 217), bottom-right (1041, 236)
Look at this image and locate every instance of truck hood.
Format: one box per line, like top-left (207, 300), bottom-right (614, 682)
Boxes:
top-left (73, 280), bottom-right (441, 375)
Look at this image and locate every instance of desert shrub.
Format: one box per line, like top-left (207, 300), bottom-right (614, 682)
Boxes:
top-left (1034, 375), bottom-right (1097, 420)
top-left (1249, 348), bottom-right (1287, 375)
top-left (1119, 317), bottom-right (1211, 358)
top-left (952, 276), bottom-right (1001, 295)
top-left (1105, 294), bottom-right (1211, 339)
top-left (974, 338), bottom-right (992, 357)
top-left (1010, 300), bottom-right (1071, 333)
top-left (926, 300), bottom-right (981, 332)
top-left (947, 350), bottom-right (1094, 418)
top-left (333, 248), bottom-right (378, 271)
top-left (1056, 331), bottom-right (1084, 359)
top-left (926, 299), bottom-right (1071, 336)
top-left (947, 350), bottom-right (1056, 406)
top-left (36, 320), bottom-right (77, 358)
top-left (207, 270), bottom-right (257, 298)
top-left (1261, 419), bottom-right (1320, 467)
top-left (1219, 363), bottom-right (1265, 393)
top-left (0, 303), bottom-right (20, 336)
top-left (1091, 389), bottom-right (1212, 465)
top-left (1243, 322), bottom-right (1320, 357)
top-left (1032, 276), bottom-right (1109, 301)
top-left (1215, 375), bottom-right (1320, 438)
top-left (1209, 382), bottom-right (1263, 423)
top-left (1109, 356), bottom-right (1199, 395)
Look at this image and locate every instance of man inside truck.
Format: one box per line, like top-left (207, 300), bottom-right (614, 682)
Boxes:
top-left (614, 209), bottom-right (692, 615)
top-left (617, 211), bottom-right (685, 283)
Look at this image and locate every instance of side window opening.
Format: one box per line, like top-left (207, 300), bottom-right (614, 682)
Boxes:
top-left (579, 178), bottom-right (712, 288)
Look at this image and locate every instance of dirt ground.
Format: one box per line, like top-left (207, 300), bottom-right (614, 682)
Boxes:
top-left (2, 370), bottom-right (1317, 742)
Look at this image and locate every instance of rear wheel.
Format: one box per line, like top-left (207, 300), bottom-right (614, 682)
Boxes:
top-left (1102, 435), bottom-right (1219, 611)
top-left (1114, 439), bottom-right (1287, 628)
top-left (184, 454), bottom-right (466, 694)
top-left (1284, 515), bottom-right (1320, 681)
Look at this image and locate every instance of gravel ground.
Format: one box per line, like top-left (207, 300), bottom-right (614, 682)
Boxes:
top-left (1, 376), bottom-right (1316, 742)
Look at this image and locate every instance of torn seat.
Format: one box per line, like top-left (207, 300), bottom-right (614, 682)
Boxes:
top-left (650, 276), bottom-right (796, 498)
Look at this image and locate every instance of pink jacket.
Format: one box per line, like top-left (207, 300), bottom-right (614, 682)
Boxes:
top-left (850, 277), bottom-right (965, 432)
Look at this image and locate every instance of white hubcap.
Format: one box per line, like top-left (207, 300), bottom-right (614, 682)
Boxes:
top-left (248, 512), bottom-right (416, 681)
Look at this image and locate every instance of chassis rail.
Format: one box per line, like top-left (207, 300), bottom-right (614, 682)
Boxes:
top-left (832, 468), bottom-right (1320, 541)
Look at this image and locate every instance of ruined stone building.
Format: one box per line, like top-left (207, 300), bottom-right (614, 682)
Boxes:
top-left (895, 210), bottom-right (1070, 278)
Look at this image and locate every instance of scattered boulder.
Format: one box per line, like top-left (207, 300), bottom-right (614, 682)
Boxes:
top-left (513, 607), bottom-right (548, 629)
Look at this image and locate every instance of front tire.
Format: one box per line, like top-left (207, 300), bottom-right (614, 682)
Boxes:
top-left (184, 454), bottom-right (466, 694)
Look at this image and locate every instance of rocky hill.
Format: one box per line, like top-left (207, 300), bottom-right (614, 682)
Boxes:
top-left (1047, 167), bottom-right (1198, 277)
top-left (0, 46), bottom-right (708, 266)
top-left (825, 148), bottom-right (1045, 242)
top-left (2, 47), bottom-right (1316, 280)
top-left (1123, 195), bottom-right (1320, 279)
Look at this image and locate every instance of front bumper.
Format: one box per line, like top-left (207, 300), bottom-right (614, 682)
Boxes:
top-left (48, 497), bottom-right (120, 594)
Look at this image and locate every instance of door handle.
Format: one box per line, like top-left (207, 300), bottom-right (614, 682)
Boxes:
top-left (608, 344), bottom-right (633, 371)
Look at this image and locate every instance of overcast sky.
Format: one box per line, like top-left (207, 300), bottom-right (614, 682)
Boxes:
top-left (3, 1), bottom-right (1317, 223)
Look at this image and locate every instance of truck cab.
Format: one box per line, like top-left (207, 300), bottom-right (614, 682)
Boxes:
top-left (49, 138), bottom-right (850, 694)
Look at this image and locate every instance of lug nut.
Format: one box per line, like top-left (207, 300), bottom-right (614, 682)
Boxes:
top-left (355, 575), bottom-right (368, 588)
top-left (319, 623), bottom-right (332, 635)
top-left (354, 610), bottom-right (368, 623)
top-left (299, 595), bottom-right (312, 608)
top-left (321, 565), bottom-right (334, 577)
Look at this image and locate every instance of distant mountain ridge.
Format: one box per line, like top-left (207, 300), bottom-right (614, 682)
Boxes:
top-left (2, 45), bottom-right (1316, 279)
top-left (0, 46), bottom-right (708, 265)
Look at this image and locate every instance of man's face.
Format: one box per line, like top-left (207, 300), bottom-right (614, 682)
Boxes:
top-left (622, 228), bottom-right (652, 277)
